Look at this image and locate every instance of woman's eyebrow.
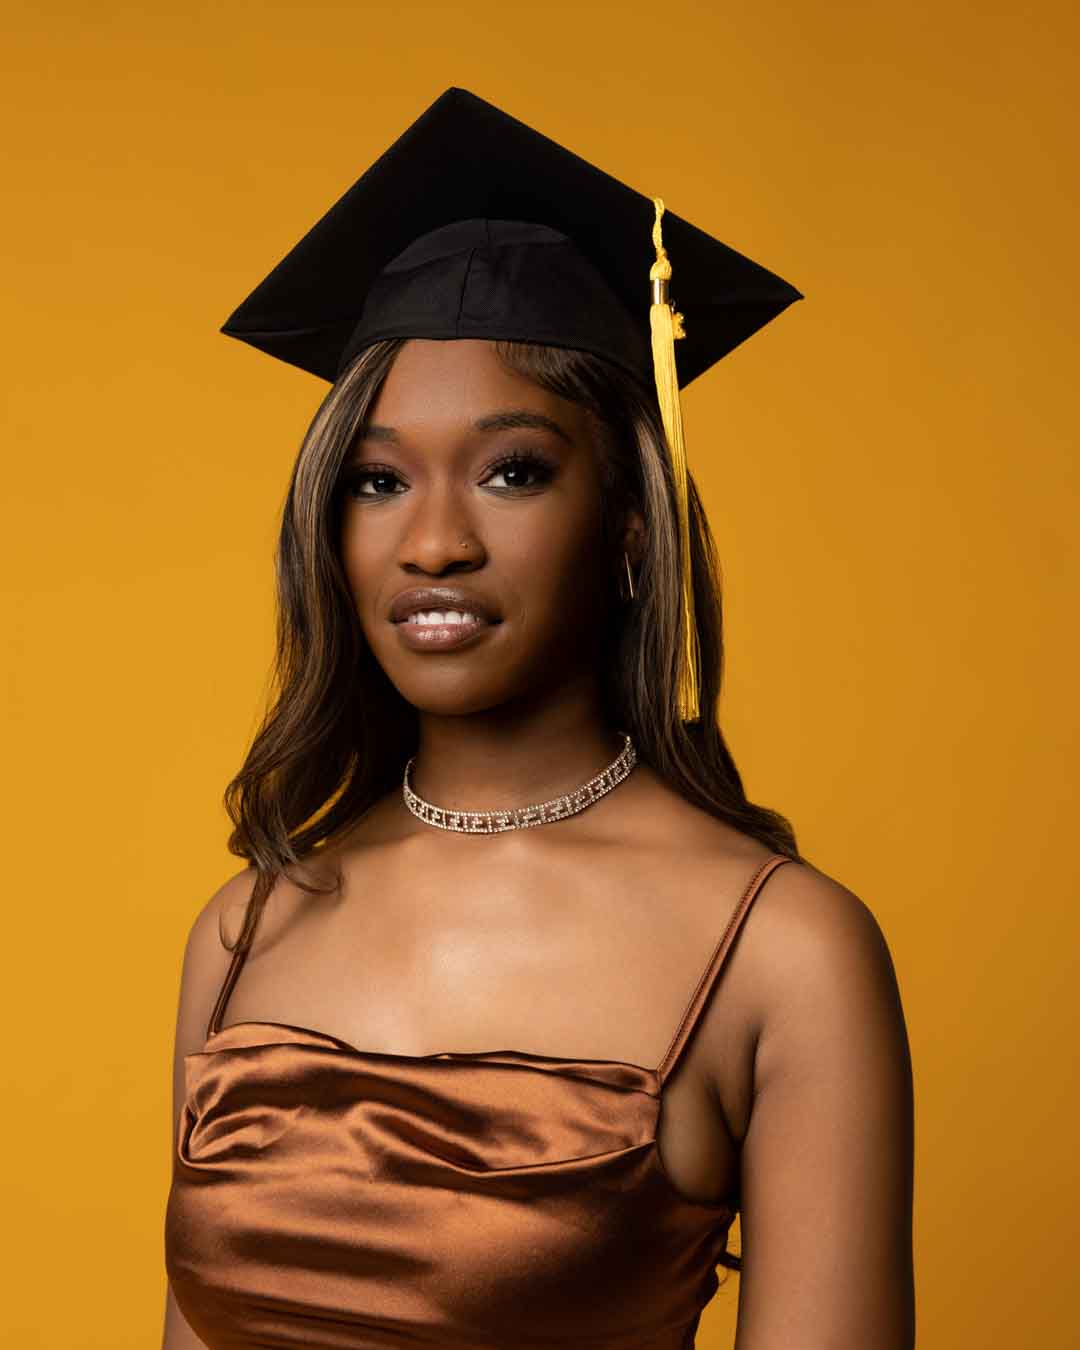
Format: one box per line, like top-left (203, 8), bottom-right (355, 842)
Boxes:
top-left (356, 410), bottom-right (573, 446)
top-left (472, 410), bottom-right (572, 444)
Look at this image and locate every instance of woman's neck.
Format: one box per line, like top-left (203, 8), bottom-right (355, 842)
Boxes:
top-left (408, 703), bottom-right (625, 813)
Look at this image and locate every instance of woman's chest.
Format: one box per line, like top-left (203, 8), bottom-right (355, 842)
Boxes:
top-left (219, 834), bottom-right (759, 1205)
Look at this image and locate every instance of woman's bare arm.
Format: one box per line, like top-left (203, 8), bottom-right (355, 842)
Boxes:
top-left (731, 864), bottom-right (916, 1349)
top-left (162, 869), bottom-right (255, 1350)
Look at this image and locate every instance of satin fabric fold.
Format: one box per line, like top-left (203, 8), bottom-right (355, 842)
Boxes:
top-left (165, 1021), bottom-right (736, 1349)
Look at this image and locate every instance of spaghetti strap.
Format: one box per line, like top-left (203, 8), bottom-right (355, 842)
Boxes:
top-left (206, 941), bottom-right (249, 1040)
top-left (656, 854), bottom-right (794, 1085)
top-left (205, 917), bottom-right (258, 1040)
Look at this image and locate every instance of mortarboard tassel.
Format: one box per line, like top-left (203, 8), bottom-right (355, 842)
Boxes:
top-left (649, 197), bottom-right (701, 722)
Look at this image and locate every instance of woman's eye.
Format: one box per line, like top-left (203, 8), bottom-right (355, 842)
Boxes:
top-left (342, 467), bottom-right (404, 498)
top-left (483, 454), bottom-right (555, 491)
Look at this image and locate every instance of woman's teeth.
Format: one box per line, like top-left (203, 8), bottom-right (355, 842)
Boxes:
top-left (406, 610), bottom-right (483, 626)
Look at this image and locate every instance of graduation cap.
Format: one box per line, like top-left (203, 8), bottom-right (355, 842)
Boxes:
top-left (222, 86), bottom-right (803, 722)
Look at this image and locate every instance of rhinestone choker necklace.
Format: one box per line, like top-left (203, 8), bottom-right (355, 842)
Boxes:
top-left (403, 732), bottom-right (637, 834)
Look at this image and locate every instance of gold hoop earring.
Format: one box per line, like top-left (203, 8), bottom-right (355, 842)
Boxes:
top-left (622, 550), bottom-right (636, 602)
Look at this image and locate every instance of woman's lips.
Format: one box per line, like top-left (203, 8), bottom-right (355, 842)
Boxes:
top-left (392, 615), bottom-right (498, 651)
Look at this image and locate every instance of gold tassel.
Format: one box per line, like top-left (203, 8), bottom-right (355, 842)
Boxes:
top-left (649, 197), bottom-right (700, 722)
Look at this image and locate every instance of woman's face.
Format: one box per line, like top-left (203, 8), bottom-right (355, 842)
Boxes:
top-left (339, 338), bottom-right (622, 718)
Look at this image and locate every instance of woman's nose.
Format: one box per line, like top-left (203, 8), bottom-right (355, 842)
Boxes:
top-left (395, 485), bottom-right (486, 573)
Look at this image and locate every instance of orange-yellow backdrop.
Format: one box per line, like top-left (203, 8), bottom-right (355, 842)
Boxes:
top-left (2, 2), bottom-right (1076, 1346)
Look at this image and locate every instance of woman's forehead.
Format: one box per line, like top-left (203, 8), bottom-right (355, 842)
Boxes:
top-left (370, 340), bottom-right (588, 436)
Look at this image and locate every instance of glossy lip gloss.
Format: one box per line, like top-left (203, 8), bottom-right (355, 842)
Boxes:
top-left (393, 616), bottom-right (497, 651)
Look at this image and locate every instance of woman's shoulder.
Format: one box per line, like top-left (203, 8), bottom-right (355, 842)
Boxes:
top-left (734, 853), bottom-right (895, 984)
top-left (628, 764), bottom-right (874, 918)
top-left (627, 771), bottom-right (897, 1013)
top-left (665, 830), bottom-right (908, 1138)
top-left (182, 865), bottom-right (261, 960)
top-left (715, 850), bottom-right (906, 1066)
top-left (185, 861), bottom-right (315, 959)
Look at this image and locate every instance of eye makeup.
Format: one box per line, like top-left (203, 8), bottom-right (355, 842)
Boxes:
top-left (341, 448), bottom-right (558, 499)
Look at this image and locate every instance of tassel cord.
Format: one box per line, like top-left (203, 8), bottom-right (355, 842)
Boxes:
top-left (649, 198), bottom-right (701, 722)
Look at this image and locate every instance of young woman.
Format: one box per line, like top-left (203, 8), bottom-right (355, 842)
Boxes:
top-left (163, 90), bottom-right (915, 1349)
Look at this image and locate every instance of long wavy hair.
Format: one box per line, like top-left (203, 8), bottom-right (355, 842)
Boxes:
top-left (216, 336), bottom-right (802, 1272)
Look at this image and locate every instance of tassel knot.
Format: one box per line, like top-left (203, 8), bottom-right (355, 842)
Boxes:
top-left (649, 198), bottom-right (673, 282)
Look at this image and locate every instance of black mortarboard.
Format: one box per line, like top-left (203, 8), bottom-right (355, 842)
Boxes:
top-left (221, 86), bottom-right (801, 389)
top-left (221, 86), bottom-right (804, 720)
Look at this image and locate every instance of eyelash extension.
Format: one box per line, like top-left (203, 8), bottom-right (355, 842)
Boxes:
top-left (485, 450), bottom-right (558, 488)
top-left (341, 450), bottom-right (557, 499)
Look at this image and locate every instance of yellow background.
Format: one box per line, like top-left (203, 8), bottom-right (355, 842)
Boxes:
top-left (2, 2), bottom-right (1076, 1345)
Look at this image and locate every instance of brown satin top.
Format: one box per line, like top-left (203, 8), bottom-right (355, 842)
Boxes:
top-left (165, 854), bottom-right (793, 1348)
